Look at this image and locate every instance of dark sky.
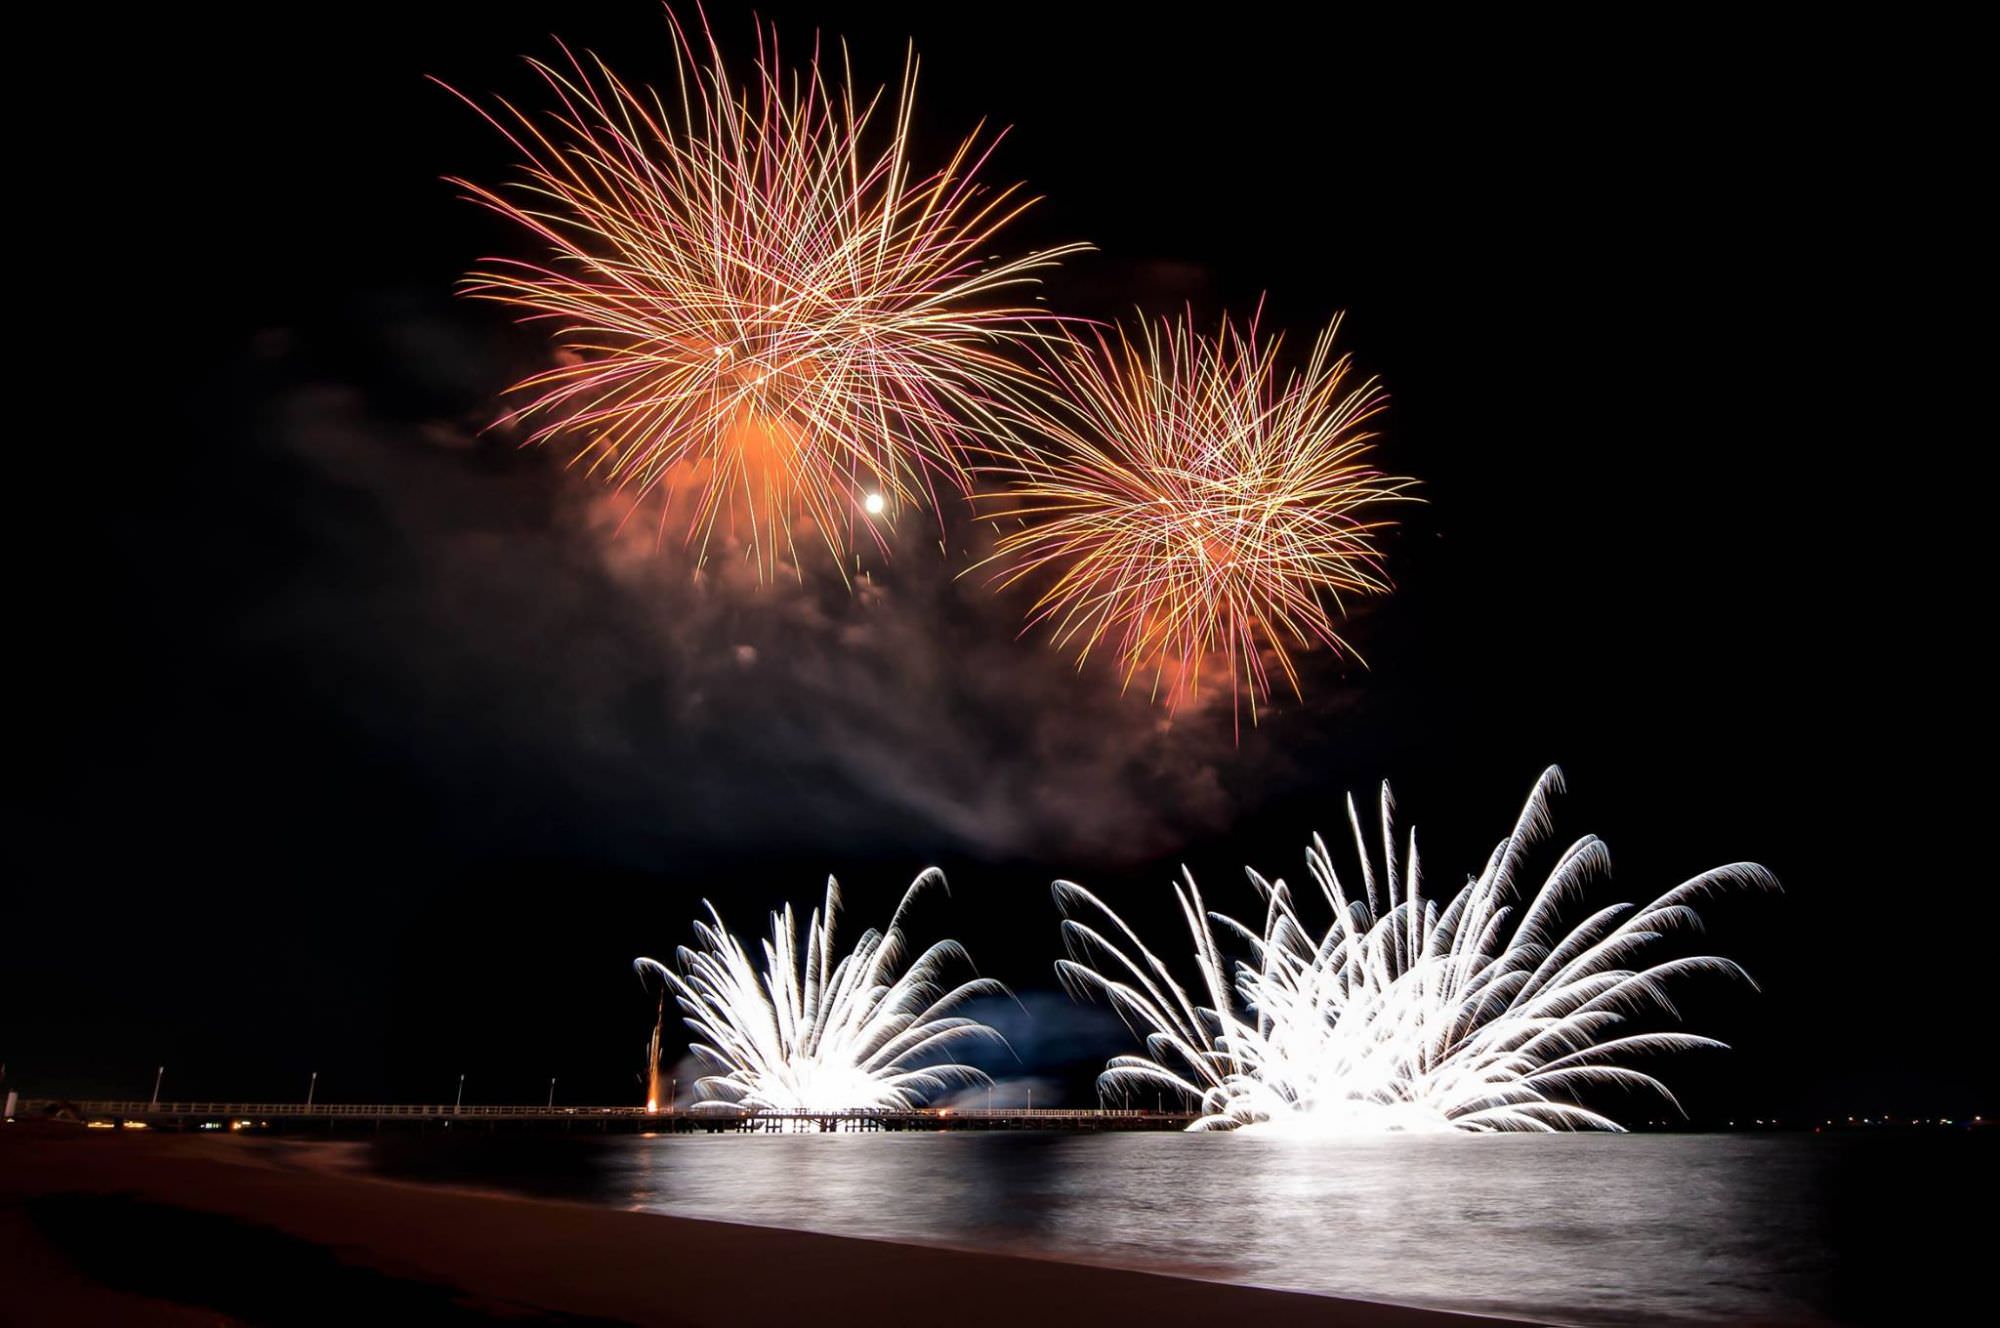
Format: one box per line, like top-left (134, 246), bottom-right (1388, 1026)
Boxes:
top-left (10, 4), bottom-right (1983, 1119)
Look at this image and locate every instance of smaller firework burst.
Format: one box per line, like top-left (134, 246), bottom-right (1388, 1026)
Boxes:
top-left (981, 313), bottom-right (1416, 722)
top-left (1055, 767), bottom-right (1774, 1133)
top-left (637, 869), bottom-right (1006, 1113)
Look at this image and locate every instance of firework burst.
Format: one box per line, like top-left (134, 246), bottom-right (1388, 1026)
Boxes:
top-left (445, 12), bottom-right (1082, 579)
top-left (980, 313), bottom-right (1417, 721)
top-left (636, 869), bottom-right (1007, 1112)
top-left (1055, 767), bottom-right (1774, 1133)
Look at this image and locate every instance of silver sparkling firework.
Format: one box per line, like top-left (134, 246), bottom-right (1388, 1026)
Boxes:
top-left (1055, 767), bottom-right (1774, 1134)
top-left (637, 869), bottom-right (1006, 1112)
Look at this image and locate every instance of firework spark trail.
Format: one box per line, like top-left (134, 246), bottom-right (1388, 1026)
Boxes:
top-left (1054, 767), bottom-right (1775, 1133)
top-left (636, 868), bottom-right (1007, 1112)
top-left (642, 991), bottom-right (667, 1110)
top-left (443, 10), bottom-right (1084, 580)
top-left (979, 313), bottom-right (1418, 725)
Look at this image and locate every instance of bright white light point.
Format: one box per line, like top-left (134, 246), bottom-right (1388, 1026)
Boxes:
top-left (863, 492), bottom-right (887, 516)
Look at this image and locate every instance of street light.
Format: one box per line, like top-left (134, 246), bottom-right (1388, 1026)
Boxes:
top-left (547, 1077), bottom-right (556, 1109)
top-left (150, 1065), bottom-right (164, 1110)
top-left (455, 1073), bottom-right (465, 1112)
top-left (307, 1071), bottom-right (318, 1109)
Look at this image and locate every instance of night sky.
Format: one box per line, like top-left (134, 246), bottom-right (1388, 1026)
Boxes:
top-left (11, 3), bottom-right (1982, 1120)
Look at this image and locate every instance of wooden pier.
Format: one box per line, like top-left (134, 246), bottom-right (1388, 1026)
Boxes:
top-left (14, 1100), bottom-right (1198, 1134)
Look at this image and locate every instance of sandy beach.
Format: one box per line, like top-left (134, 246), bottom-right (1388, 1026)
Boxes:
top-left (1, 1124), bottom-right (1543, 1326)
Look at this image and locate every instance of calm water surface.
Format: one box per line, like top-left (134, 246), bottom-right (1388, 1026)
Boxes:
top-left (357, 1130), bottom-right (1988, 1325)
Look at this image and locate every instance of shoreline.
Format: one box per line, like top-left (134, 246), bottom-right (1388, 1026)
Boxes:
top-left (2, 1124), bottom-right (1544, 1326)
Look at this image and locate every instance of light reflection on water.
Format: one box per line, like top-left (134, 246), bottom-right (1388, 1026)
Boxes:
top-left (364, 1131), bottom-right (1988, 1326)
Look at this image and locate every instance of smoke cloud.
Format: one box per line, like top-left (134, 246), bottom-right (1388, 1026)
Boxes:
top-left (241, 298), bottom-right (1292, 869)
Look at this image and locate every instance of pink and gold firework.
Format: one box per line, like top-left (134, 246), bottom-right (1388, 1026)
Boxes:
top-left (982, 314), bottom-right (1417, 720)
top-left (444, 13), bottom-right (1081, 578)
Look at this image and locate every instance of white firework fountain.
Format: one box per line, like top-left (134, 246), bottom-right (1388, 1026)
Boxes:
top-left (1056, 767), bottom-right (1774, 1134)
top-left (637, 868), bottom-right (1007, 1114)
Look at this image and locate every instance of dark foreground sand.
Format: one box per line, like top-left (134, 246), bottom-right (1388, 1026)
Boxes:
top-left (1, 1125), bottom-right (1542, 1326)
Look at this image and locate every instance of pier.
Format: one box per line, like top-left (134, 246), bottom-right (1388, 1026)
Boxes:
top-left (13, 1100), bottom-right (1198, 1133)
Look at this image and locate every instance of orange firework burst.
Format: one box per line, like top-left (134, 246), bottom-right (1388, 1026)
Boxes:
top-left (443, 13), bottom-right (1082, 579)
top-left (981, 313), bottom-right (1418, 721)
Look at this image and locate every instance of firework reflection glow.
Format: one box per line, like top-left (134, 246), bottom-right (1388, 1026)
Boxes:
top-left (1055, 767), bottom-right (1774, 1133)
top-left (446, 11), bottom-right (1082, 578)
top-left (982, 313), bottom-right (1417, 721)
top-left (637, 869), bottom-right (1006, 1112)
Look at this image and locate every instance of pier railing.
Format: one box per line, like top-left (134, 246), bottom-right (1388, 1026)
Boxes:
top-left (12, 1100), bottom-right (1196, 1132)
